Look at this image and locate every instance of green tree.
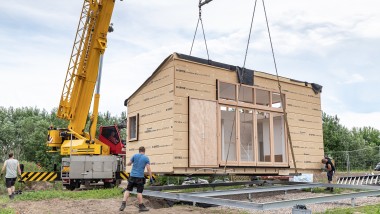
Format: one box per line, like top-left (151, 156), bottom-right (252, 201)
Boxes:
top-left (0, 106), bottom-right (125, 168)
top-left (322, 112), bottom-right (352, 153)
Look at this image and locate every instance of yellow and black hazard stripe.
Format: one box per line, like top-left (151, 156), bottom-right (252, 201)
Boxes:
top-left (118, 171), bottom-right (157, 181)
top-left (20, 172), bottom-right (58, 182)
top-left (119, 171), bottom-right (130, 180)
top-left (145, 174), bottom-right (157, 181)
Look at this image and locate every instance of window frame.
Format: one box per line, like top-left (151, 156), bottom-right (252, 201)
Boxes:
top-left (272, 112), bottom-right (288, 166)
top-left (217, 80), bottom-right (288, 167)
top-left (238, 108), bottom-right (256, 166)
top-left (219, 105), bottom-right (239, 166)
top-left (218, 81), bottom-right (237, 102)
top-left (128, 114), bottom-right (139, 142)
top-left (256, 110), bottom-right (274, 166)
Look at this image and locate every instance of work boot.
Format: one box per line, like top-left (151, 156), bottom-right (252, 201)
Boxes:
top-left (119, 201), bottom-right (126, 211)
top-left (330, 187), bottom-right (334, 192)
top-left (9, 194), bottom-right (14, 200)
top-left (138, 203), bottom-right (149, 212)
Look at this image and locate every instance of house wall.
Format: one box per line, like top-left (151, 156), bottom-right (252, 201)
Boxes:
top-left (126, 54), bottom-right (324, 175)
top-left (254, 72), bottom-right (323, 170)
top-left (126, 60), bottom-right (175, 173)
top-left (172, 59), bottom-right (238, 169)
top-left (171, 58), bottom-right (323, 173)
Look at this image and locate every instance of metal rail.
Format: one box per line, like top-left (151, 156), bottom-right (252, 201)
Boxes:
top-left (147, 180), bottom-right (308, 191)
top-left (260, 189), bottom-right (380, 210)
top-left (131, 183), bottom-right (380, 211)
top-left (189, 183), bottom-right (321, 197)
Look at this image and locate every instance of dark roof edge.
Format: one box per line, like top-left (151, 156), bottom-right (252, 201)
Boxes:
top-left (176, 53), bottom-right (254, 74)
top-left (125, 52), bottom-right (322, 106)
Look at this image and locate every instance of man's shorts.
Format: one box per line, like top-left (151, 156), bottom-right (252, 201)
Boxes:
top-left (327, 171), bottom-right (334, 182)
top-left (5, 177), bottom-right (16, 188)
top-left (126, 176), bottom-right (146, 193)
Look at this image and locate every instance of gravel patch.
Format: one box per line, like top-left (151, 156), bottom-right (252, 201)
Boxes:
top-left (211, 189), bottom-right (380, 213)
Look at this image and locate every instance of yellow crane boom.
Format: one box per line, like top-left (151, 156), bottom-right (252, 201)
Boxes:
top-left (48, 0), bottom-right (116, 155)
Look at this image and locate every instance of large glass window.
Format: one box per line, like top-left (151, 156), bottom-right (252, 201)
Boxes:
top-left (257, 111), bottom-right (271, 162)
top-left (273, 113), bottom-right (286, 162)
top-left (256, 89), bottom-right (270, 106)
top-left (238, 86), bottom-right (254, 104)
top-left (219, 82), bottom-right (236, 101)
top-left (217, 81), bottom-right (288, 166)
top-left (221, 106), bottom-right (237, 161)
top-left (239, 109), bottom-right (254, 162)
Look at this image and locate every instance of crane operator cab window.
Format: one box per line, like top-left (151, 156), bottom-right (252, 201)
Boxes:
top-left (100, 127), bottom-right (120, 145)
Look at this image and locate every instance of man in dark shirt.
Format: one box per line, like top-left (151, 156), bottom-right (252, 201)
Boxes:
top-left (322, 157), bottom-right (335, 192)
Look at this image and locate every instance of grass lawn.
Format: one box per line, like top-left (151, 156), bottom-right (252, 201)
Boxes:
top-left (0, 187), bottom-right (123, 214)
top-left (321, 204), bottom-right (380, 214)
top-left (0, 187), bottom-right (121, 202)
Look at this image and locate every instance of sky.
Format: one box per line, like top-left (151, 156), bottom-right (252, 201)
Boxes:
top-left (0, 0), bottom-right (379, 130)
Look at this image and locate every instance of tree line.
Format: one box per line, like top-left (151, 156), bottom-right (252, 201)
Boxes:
top-left (323, 112), bottom-right (380, 170)
top-left (1, 106), bottom-right (379, 170)
top-left (0, 106), bottom-right (125, 170)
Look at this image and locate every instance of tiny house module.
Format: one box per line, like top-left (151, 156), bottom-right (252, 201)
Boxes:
top-left (124, 53), bottom-right (323, 176)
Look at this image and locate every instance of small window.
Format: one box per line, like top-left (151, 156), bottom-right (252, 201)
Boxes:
top-left (128, 114), bottom-right (138, 141)
top-left (256, 89), bottom-right (270, 106)
top-left (238, 85), bottom-right (253, 103)
top-left (219, 82), bottom-right (236, 101)
top-left (272, 92), bottom-right (283, 108)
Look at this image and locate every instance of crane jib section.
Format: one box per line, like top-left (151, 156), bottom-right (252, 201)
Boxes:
top-left (57, 0), bottom-right (115, 135)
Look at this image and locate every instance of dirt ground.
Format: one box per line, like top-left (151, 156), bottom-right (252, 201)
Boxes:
top-left (4, 190), bottom-right (380, 214)
top-left (4, 198), bottom-right (240, 214)
top-left (3, 174), bottom-right (380, 214)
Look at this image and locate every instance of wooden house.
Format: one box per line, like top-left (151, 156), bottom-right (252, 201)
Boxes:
top-left (124, 53), bottom-right (324, 175)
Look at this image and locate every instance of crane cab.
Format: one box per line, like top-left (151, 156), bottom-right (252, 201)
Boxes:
top-left (98, 125), bottom-right (125, 155)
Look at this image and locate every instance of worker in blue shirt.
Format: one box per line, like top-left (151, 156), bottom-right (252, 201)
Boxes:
top-left (120, 146), bottom-right (153, 212)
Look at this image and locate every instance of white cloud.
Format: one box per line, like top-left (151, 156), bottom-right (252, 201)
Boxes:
top-left (339, 112), bottom-right (380, 130)
top-left (343, 74), bottom-right (365, 84)
top-left (0, 0), bottom-right (379, 129)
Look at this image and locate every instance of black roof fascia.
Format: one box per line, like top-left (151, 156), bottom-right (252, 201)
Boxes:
top-left (176, 53), bottom-right (254, 86)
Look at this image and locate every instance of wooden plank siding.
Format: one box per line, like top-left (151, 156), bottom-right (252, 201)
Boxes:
top-left (126, 53), bottom-right (324, 175)
top-left (255, 74), bottom-right (323, 171)
top-left (126, 60), bottom-right (175, 173)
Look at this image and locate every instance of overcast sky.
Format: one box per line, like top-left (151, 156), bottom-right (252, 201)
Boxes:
top-left (1, 0), bottom-right (379, 130)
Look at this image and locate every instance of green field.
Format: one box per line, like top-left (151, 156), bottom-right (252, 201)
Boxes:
top-left (321, 204), bottom-right (380, 214)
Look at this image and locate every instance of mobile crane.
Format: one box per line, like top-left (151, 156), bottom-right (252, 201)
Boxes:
top-left (46, 0), bottom-right (125, 190)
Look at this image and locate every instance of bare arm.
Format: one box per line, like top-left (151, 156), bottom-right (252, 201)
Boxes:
top-left (1, 162), bottom-right (6, 174)
top-left (17, 163), bottom-right (22, 176)
top-left (327, 164), bottom-right (332, 171)
top-left (126, 161), bottom-right (132, 166)
top-left (146, 164), bottom-right (152, 178)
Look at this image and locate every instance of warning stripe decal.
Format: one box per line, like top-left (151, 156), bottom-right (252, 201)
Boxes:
top-left (119, 172), bottom-right (157, 180)
top-left (120, 172), bottom-right (130, 180)
top-left (20, 172), bottom-right (58, 182)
